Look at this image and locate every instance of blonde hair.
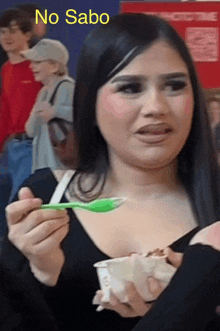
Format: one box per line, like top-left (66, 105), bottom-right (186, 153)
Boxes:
top-left (48, 59), bottom-right (68, 76)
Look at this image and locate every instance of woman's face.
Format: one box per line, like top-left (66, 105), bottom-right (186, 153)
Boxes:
top-left (96, 40), bottom-right (194, 170)
top-left (30, 60), bottom-right (57, 84)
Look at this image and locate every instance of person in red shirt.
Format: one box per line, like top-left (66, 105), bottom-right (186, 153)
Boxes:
top-left (0, 3), bottom-right (47, 82)
top-left (0, 8), bottom-right (42, 150)
top-left (0, 8), bottom-right (42, 235)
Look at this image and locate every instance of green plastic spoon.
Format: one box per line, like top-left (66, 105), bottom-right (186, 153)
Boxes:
top-left (40, 197), bottom-right (126, 213)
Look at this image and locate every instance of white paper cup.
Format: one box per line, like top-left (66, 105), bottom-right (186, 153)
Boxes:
top-left (94, 256), bottom-right (134, 302)
top-left (94, 254), bottom-right (176, 302)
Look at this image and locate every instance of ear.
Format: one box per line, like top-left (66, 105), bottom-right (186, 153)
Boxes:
top-left (51, 62), bottom-right (59, 75)
top-left (33, 20), bottom-right (47, 38)
top-left (24, 31), bottom-right (32, 43)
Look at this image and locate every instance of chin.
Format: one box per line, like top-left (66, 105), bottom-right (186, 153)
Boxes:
top-left (132, 155), bottom-right (177, 171)
top-left (2, 46), bottom-right (13, 52)
top-left (34, 76), bottom-right (41, 82)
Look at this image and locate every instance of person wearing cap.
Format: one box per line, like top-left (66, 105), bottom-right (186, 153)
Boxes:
top-left (24, 38), bottom-right (75, 173)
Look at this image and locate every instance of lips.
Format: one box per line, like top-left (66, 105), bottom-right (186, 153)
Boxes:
top-left (137, 123), bottom-right (172, 134)
top-left (135, 123), bottom-right (173, 143)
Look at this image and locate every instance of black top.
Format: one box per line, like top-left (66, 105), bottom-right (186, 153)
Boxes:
top-left (0, 168), bottom-right (220, 331)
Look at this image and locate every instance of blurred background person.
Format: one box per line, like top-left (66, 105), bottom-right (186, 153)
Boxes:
top-left (0, 8), bottom-right (42, 236)
top-left (0, 3), bottom-right (47, 72)
top-left (24, 38), bottom-right (74, 173)
top-left (14, 2), bottom-right (47, 46)
top-left (207, 97), bottom-right (220, 163)
top-left (207, 97), bottom-right (220, 130)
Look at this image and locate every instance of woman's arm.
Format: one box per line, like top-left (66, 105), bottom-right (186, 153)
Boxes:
top-left (25, 104), bottom-right (39, 137)
top-left (4, 186), bottom-right (69, 286)
top-left (98, 223), bottom-right (220, 330)
top-left (132, 244), bottom-right (220, 330)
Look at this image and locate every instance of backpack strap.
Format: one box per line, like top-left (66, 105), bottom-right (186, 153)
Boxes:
top-left (49, 169), bottom-right (75, 204)
top-left (49, 79), bottom-right (73, 106)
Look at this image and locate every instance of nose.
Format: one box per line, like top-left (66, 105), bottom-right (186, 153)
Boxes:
top-left (140, 87), bottom-right (169, 117)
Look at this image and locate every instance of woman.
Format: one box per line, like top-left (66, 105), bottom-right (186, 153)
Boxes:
top-left (1, 14), bottom-right (220, 330)
top-left (24, 38), bottom-right (75, 173)
top-left (207, 97), bottom-right (220, 131)
top-left (207, 97), bottom-right (220, 163)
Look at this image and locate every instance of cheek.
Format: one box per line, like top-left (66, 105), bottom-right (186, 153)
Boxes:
top-left (98, 89), bottom-right (135, 120)
top-left (172, 95), bottom-right (194, 118)
top-left (183, 95), bottom-right (194, 117)
top-left (41, 65), bottom-right (49, 76)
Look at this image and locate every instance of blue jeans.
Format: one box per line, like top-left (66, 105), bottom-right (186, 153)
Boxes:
top-left (7, 139), bottom-right (32, 202)
top-left (0, 139), bottom-right (32, 237)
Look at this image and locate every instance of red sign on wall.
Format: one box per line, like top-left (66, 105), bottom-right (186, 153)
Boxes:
top-left (120, 2), bottom-right (220, 89)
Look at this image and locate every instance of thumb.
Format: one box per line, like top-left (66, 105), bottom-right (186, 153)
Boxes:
top-left (164, 247), bottom-right (183, 268)
top-left (18, 187), bottom-right (35, 200)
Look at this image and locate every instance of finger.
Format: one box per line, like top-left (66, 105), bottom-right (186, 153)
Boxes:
top-left (147, 276), bottom-right (164, 298)
top-left (92, 290), bottom-right (103, 305)
top-left (31, 223), bottom-right (69, 256)
top-left (164, 247), bottom-right (183, 268)
top-left (124, 282), bottom-right (151, 316)
top-left (26, 215), bottom-right (69, 245)
top-left (18, 187), bottom-right (35, 200)
top-left (6, 198), bottom-right (42, 226)
top-left (92, 291), bottom-right (106, 311)
top-left (101, 289), bottom-right (152, 318)
top-left (99, 301), bottom-right (131, 317)
top-left (8, 209), bottom-right (68, 248)
top-left (18, 209), bottom-right (68, 234)
top-left (101, 291), bottom-right (133, 317)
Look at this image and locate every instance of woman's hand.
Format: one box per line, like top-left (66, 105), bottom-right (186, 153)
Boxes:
top-left (36, 101), bottom-right (54, 122)
top-left (6, 187), bottom-right (69, 286)
top-left (93, 248), bottom-right (183, 317)
top-left (189, 221), bottom-right (220, 251)
top-left (93, 279), bottom-right (160, 317)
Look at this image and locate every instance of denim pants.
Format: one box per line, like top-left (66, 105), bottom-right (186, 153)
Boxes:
top-left (7, 139), bottom-right (32, 201)
top-left (0, 139), bottom-right (32, 237)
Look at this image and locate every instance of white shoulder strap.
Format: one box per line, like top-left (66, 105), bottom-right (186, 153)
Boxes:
top-left (50, 169), bottom-right (75, 204)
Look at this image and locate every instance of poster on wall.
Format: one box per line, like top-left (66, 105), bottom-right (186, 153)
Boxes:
top-left (120, 2), bottom-right (220, 99)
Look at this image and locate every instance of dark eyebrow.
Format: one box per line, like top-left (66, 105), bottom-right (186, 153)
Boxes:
top-left (111, 72), bottom-right (189, 84)
top-left (111, 75), bottom-right (145, 84)
top-left (159, 72), bottom-right (189, 80)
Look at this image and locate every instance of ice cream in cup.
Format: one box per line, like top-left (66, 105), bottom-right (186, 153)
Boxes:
top-left (94, 252), bottom-right (176, 303)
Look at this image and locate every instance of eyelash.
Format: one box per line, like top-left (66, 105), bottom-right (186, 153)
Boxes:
top-left (164, 81), bottom-right (187, 92)
top-left (116, 80), bottom-right (187, 95)
top-left (116, 83), bottom-right (143, 94)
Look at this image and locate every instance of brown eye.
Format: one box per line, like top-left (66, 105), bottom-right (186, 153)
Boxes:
top-left (117, 82), bottom-right (142, 94)
top-left (164, 81), bottom-right (187, 93)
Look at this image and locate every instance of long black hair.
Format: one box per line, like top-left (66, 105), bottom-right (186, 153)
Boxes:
top-left (72, 13), bottom-right (220, 228)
